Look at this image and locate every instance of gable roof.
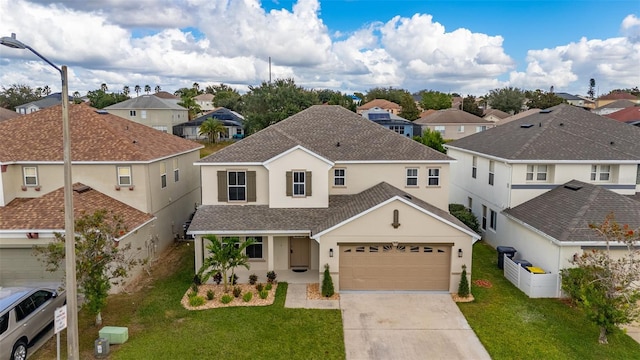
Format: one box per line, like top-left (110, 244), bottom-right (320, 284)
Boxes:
top-left (0, 103), bottom-right (202, 163)
top-left (0, 183), bottom-right (154, 232)
top-left (554, 92), bottom-right (583, 101)
top-left (414, 109), bottom-right (492, 125)
top-left (446, 104), bottom-right (640, 161)
top-left (153, 91), bottom-right (179, 100)
top-left (105, 95), bottom-right (186, 110)
top-left (15, 93), bottom-right (72, 111)
top-left (197, 105), bottom-right (452, 163)
top-left (357, 99), bottom-right (401, 111)
top-left (0, 107), bottom-right (21, 122)
top-left (503, 180), bottom-right (640, 243)
top-left (605, 106), bottom-right (640, 122)
top-left (595, 99), bottom-right (636, 110)
top-left (188, 182), bottom-right (477, 239)
top-left (598, 92), bottom-right (639, 101)
top-left (483, 109), bottom-right (510, 119)
top-left (174, 107), bottom-right (244, 130)
top-left (495, 108), bottom-right (541, 126)
top-left (194, 93), bottom-right (214, 101)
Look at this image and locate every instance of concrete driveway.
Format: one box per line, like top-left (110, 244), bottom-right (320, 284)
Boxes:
top-left (340, 293), bottom-right (491, 360)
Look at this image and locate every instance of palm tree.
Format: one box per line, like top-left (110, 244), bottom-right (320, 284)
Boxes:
top-left (73, 91), bottom-right (81, 102)
top-left (43, 85), bottom-right (51, 96)
top-left (193, 82), bottom-right (200, 93)
top-left (197, 235), bottom-right (255, 292)
top-left (199, 118), bottom-right (226, 143)
top-left (122, 86), bottom-right (130, 96)
top-left (154, 85), bottom-right (161, 93)
top-left (144, 85), bottom-right (151, 94)
top-left (100, 83), bottom-right (108, 92)
top-left (35, 87), bottom-right (43, 97)
top-left (134, 85), bottom-right (141, 97)
top-left (178, 96), bottom-right (202, 120)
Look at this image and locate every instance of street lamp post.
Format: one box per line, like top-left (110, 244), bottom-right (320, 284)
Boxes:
top-left (1, 33), bottom-right (79, 359)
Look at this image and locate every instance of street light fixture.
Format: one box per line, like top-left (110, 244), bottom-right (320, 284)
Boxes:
top-left (0, 33), bottom-right (79, 359)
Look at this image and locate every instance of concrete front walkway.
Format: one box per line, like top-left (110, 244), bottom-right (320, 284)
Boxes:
top-left (284, 283), bottom-right (339, 309)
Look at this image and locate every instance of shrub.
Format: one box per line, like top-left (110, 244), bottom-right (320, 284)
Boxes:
top-left (188, 291), bottom-right (197, 298)
top-left (213, 272), bottom-right (222, 285)
top-left (190, 282), bottom-right (199, 293)
top-left (193, 274), bottom-right (202, 286)
top-left (249, 274), bottom-right (258, 285)
top-left (458, 264), bottom-right (470, 298)
top-left (188, 295), bottom-right (205, 307)
top-left (256, 283), bottom-right (264, 292)
top-left (449, 204), bottom-right (466, 213)
top-left (229, 274), bottom-right (238, 285)
top-left (206, 289), bottom-right (215, 300)
top-left (233, 286), bottom-right (242, 298)
top-left (265, 283), bottom-right (272, 291)
top-left (243, 292), bottom-right (253, 302)
top-left (449, 204), bottom-right (480, 233)
top-left (220, 294), bottom-right (233, 304)
top-left (322, 264), bottom-right (335, 297)
top-left (259, 289), bottom-right (268, 299)
top-left (266, 271), bottom-right (277, 284)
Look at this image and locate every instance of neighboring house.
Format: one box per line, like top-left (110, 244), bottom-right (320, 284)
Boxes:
top-left (0, 107), bottom-right (21, 122)
top-left (173, 107), bottom-right (245, 140)
top-left (0, 104), bottom-right (202, 287)
top-left (357, 99), bottom-right (401, 115)
top-left (595, 92), bottom-right (639, 108)
top-left (15, 93), bottom-right (72, 114)
top-left (414, 109), bottom-right (494, 140)
top-left (554, 92), bottom-right (585, 107)
top-left (495, 108), bottom-right (541, 126)
top-left (605, 105), bottom-right (640, 124)
top-left (360, 107), bottom-right (421, 137)
top-left (154, 91), bottom-right (181, 105)
top-left (194, 93), bottom-right (215, 111)
top-left (188, 105), bottom-right (479, 292)
top-left (482, 109), bottom-right (510, 122)
top-left (105, 95), bottom-right (188, 133)
top-left (501, 180), bottom-right (640, 276)
top-left (591, 99), bottom-right (636, 116)
top-left (445, 104), bottom-right (640, 278)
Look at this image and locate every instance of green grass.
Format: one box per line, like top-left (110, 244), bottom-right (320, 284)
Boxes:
top-left (458, 241), bottom-right (640, 360)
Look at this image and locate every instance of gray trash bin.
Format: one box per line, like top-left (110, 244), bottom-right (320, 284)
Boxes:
top-left (497, 246), bottom-right (517, 269)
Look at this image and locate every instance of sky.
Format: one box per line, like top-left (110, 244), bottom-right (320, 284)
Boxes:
top-left (0, 0), bottom-right (638, 98)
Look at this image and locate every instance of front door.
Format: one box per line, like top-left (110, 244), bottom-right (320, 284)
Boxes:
top-left (289, 237), bottom-right (310, 268)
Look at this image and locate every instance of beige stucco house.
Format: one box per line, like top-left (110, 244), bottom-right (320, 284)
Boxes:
top-left (188, 105), bottom-right (480, 292)
top-left (105, 94), bottom-right (188, 133)
top-left (356, 99), bottom-right (402, 115)
top-left (415, 109), bottom-right (495, 140)
top-left (0, 104), bottom-right (202, 289)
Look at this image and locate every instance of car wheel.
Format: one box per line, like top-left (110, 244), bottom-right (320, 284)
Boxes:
top-left (11, 340), bottom-right (27, 360)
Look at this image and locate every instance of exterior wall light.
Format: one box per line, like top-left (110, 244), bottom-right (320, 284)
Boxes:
top-left (329, 248), bottom-right (334, 257)
top-left (458, 248), bottom-right (463, 258)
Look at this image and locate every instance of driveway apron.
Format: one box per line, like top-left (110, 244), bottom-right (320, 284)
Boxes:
top-left (340, 293), bottom-right (490, 360)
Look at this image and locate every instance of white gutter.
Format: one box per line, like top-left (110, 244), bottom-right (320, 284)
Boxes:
top-left (444, 146), bottom-right (639, 164)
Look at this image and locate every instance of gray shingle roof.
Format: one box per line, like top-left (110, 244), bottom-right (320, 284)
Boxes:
top-left (15, 93), bottom-right (72, 111)
top-left (503, 180), bottom-right (640, 242)
top-left (105, 95), bottom-right (186, 110)
top-left (595, 99), bottom-right (636, 110)
top-left (415, 109), bottom-right (492, 125)
top-left (198, 105), bottom-right (452, 163)
top-left (555, 92), bottom-right (583, 101)
top-left (188, 182), bottom-right (475, 237)
top-left (446, 104), bottom-right (640, 161)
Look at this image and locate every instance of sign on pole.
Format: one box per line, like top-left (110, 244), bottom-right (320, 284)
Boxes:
top-left (55, 305), bottom-right (67, 334)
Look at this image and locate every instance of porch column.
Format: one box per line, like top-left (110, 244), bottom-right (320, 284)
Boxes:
top-left (267, 235), bottom-right (274, 271)
top-left (194, 236), bottom-right (203, 273)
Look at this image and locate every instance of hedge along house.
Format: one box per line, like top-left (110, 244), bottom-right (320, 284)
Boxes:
top-left (188, 105), bottom-right (480, 292)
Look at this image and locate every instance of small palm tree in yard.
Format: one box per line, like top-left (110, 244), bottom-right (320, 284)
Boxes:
top-left (199, 118), bottom-right (227, 143)
top-left (197, 235), bottom-right (255, 292)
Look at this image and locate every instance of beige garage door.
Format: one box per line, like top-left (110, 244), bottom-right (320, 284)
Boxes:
top-left (0, 248), bottom-right (62, 285)
top-left (339, 243), bottom-right (451, 291)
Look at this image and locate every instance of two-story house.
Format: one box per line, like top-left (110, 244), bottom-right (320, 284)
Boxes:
top-left (359, 107), bottom-right (421, 138)
top-left (15, 93), bottom-right (73, 114)
top-left (0, 104), bottom-right (202, 287)
top-left (445, 104), bottom-right (640, 279)
top-left (356, 99), bottom-right (402, 115)
top-left (415, 109), bottom-right (494, 140)
top-left (193, 93), bottom-right (215, 112)
top-left (105, 94), bottom-right (188, 133)
top-left (188, 105), bottom-right (480, 292)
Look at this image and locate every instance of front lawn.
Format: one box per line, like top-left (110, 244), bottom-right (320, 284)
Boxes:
top-left (458, 241), bottom-right (640, 359)
top-left (32, 243), bottom-right (344, 360)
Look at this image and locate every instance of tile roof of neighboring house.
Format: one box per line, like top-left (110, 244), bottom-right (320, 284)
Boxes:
top-left (15, 93), bottom-right (72, 111)
top-left (594, 99), bottom-right (636, 110)
top-left (419, 109), bottom-right (437, 118)
top-left (605, 106), bottom-right (640, 122)
top-left (414, 109), bottom-right (492, 125)
top-left (105, 94), bottom-right (186, 110)
top-left (198, 105), bottom-right (452, 163)
top-left (555, 92), bottom-right (583, 101)
top-left (503, 180), bottom-right (640, 242)
top-left (357, 99), bottom-right (401, 111)
top-left (495, 108), bottom-right (541, 126)
top-left (482, 109), bottom-right (510, 119)
top-left (598, 92), bottom-right (639, 101)
top-left (153, 91), bottom-right (179, 100)
top-left (0, 107), bottom-right (21, 122)
top-left (188, 182), bottom-right (475, 237)
top-left (194, 93), bottom-right (214, 101)
top-left (446, 104), bottom-right (640, 161)
top-left (0, 103), bottom-right (202, 163)
top-left (0, 183), bottom-right (154, 232)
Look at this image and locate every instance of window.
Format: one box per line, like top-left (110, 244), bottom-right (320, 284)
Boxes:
top-left (334, 168), bottom-right (346, 186)
top-left (591, 165), bottom-right (611, 182)
top-left (482, 205), bottom-right (487, 231)
top-left (457, 125), bottom-right (465, 133)
top-left (246, 237), bottom-right (263, 259)
top-left (637, 165), bottom-right (640, 185)
top-left (427, 168), bottom-right (440, 186)
top-left (406, 168), bottom-right (418, 186)
top-left (23, 167), bottom-right (38, 186)
top-left (526, 165), bottom-right (548, 181)
top-left (0, 313), bottom-right (8, 335)
top-left (141, 110), bottom-right (147, 119)
top-left (160, 162), bottom-right (167, 188)
top-left (476, 126), bottom-right (487, 133)
top-left (490, 209), bottom-right (497, 231)
top-left (129, 110), bottom-right (136, 116)
top-left (489, 161), bottom-right (495, 185)
top-left (390, 125), bottom-right (404, 134)
top-left (152, 125), bottom-right (168, 133)
top-left (467, 197), bottom-right (473, 210)
top-left (293, 171), bottom-right (306, 196)
top-left (472, 156), bottom-right (477, 178)
top-left (173, 159), bottom-right (179, 182)
top-left (117, 166), bottom-right (132, 186)
top-left (228, 171), bottom-right (246, 201)
top-left (434, 126), bottom-right (445, 136)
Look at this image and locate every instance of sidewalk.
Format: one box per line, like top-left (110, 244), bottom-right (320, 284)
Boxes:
top-left (284, 283), bottom-right (340, 309)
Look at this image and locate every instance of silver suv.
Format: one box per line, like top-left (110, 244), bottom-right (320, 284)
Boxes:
top-left (0, 287), bottom-right (66, 360)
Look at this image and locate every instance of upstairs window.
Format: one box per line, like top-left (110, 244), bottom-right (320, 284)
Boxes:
top-left (141, 110), bottom-right (147, 119)
top-left (228, 171), bottom-right (246, 201)
top-left (160, 162), bottom-right (167, 188)
top-left (293, 171), bottom-right (306, 196)
top-left (591, 165), bottom-right (611, 182)
top-left (117, 166), bottom-right (132, 186)
top-left (488, 161), bottom-right (495, 186)
top-left (334, 168), bottom-right (346, 186)
top-left (390, 125), bottom-right (404, 135)
top-left (476, 126), bottom-right (487, 133)
top-left (406, 168), bottom-right (418, 186)
top-left (457, 125), bottom-right (465, 133)
top-left (173, 159), bottom-right (179, 182)
top-left (23, 167), bottom-right (38, 186)
top-left (472, 156), bottom-right (477, 179)
top-left (427, 168), bottom-right (440, 186)
top-left (129, 110), bottom-right (136, 116)
top-left (286, 171), bottom-right (312, 197)
top-left (434, 126), bottom-right (445, 136)
top-left (526, 165), bottom-right (548, 181)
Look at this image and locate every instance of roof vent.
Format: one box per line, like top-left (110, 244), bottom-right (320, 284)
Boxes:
top-left (73, 184), bottom-right (91, 193)
top-left (520, 124), bottom-right (534, 128)
top-left (95, 109), bottom-right (108, 115)
top-left (539, 109), bottom-right (553, 113)
top-left (403, 194), bottom-right (412, 200)
top-left (336, 142), bottom-right (340, 147)
top-left (610, 141), bottom-right (615, 145)
top-left (564, 184), bottom-right (582, 191)
top-left (559, 122), bottom-right (564, 126)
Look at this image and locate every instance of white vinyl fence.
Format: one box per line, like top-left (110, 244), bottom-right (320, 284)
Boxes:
top-left (503, 255), bottom-right (561, 298)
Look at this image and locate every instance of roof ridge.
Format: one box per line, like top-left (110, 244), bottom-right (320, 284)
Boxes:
top-left (558, 184), bottom-right (600, 241)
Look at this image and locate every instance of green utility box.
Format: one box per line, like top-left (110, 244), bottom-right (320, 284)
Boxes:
top-left (99, 326), bottom-right (129, 344)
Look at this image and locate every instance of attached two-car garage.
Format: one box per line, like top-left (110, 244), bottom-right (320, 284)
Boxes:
top-left (339, 243), bottom-right (452, 291)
